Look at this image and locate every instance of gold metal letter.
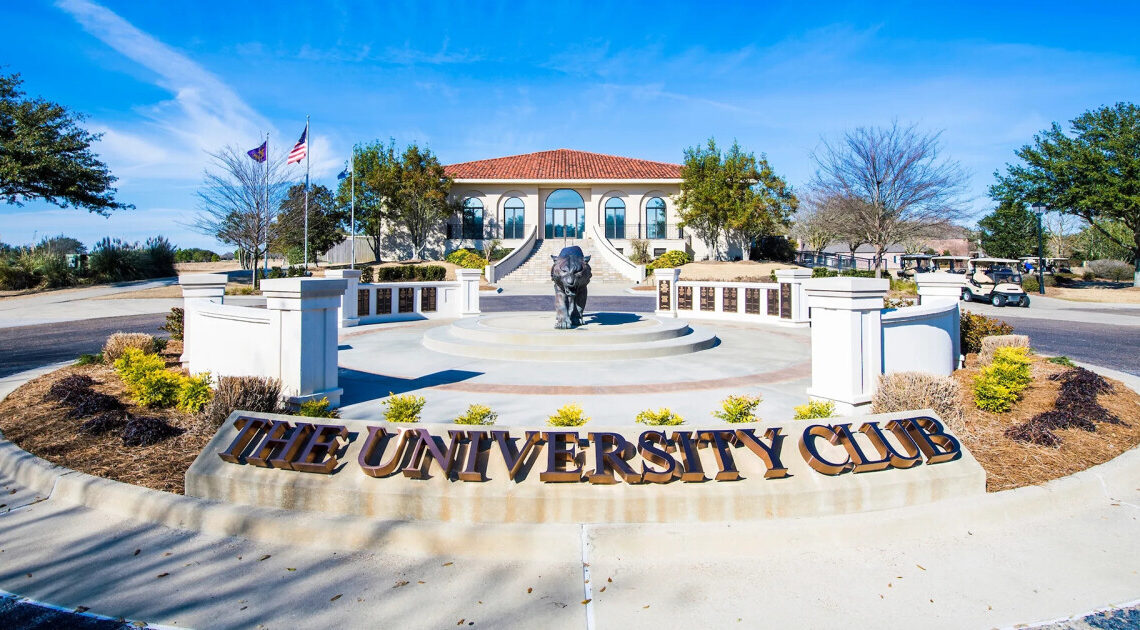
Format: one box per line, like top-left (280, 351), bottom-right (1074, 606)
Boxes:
top-left (540, 431), bottom-right (582, 482)
top-left (734, 427), bottom-right (790, 479)
top-left (798, 425), bottom-right (851, 475)
top-left (897, 417), bottom-right (962, 464)
top-left (217, 417), bottom-right (268, 464)
top-left (671, 431), bottom-right (706, 482)
top-left (859, 421), bottom-right (922, 469)
top-left (696, 430), bottom-right (740, 481)
top-left (638, 431), bottom-right (676, 483)
top-left (290, 424), bottom-right (348, 474)
top-left (831, 423), bottom-right (891, 473)
top-left (587, 432), bottom-right (643, 484)
top-left (491, 430), bottom-right (543, 480)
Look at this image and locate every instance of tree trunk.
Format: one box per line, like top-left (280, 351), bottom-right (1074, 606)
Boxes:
top-left (252, 251), bottom-right (260, 290)
top-left (874, 246), bottom-right (886, 279)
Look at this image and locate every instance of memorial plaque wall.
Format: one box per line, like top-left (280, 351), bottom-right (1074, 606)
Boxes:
top-left (398, 287), bottom-right (414, 313)
top-left (376, 288), bottom-right (393, 315)
top-left (658, 280), bottom-right (671, 310)
top-left (766, 288), bottom-right (779, 316)
top-left (745, 288), bottom-right (761, 314)
top-left (699, 286), bottom-right (715, 311)
top-left (420, 287), bottom-right (437, 312)
top-left (678, 286), bottom-right (693, 310)
top-left (357, 289), bottom-right (369, 316)
top-left (722, 287), bottom-right (737, 312)
top-left (780, 283), bottom-right (792, 319)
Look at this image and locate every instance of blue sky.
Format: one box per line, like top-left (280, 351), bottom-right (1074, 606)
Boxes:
top-left (3, 0), bottom-right (1139, 250)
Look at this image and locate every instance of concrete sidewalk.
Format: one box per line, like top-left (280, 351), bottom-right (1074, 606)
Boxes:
top-left (1, 364), bottom-right (1139, 628)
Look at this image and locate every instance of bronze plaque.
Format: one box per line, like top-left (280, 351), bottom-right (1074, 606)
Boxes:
top-left (420, 287), bottom-right (437, 312)
top-left (398, 287), bottom-right (414, 313)
top-left (745, 288), bottom-right (761, 314)
top-left (699, 286), bottom-right (715, 311)
top-left (722, 287), bottom-right (738, 313)
top-left (780, 283), bottom-right (792, 319)
top-left (678, 285), bottom-right (693, 310)
top-left (658, 280), bottom-right (671, 310)
top-left (376, 288), bottom-right (392, 314)
top-left (357, 289), bottom-right (370, 316)
top-left (766, 288), bottom-right (778, 316)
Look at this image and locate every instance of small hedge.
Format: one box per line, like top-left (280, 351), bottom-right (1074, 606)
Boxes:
top-left (793, 400), bottom-right (836, 420)
top-left (547, 403), bottom-right (590, 427)
top-left (446, 249), bottom-right (486, 270)
top-left (369, 265), bottom-right (447, 282)
top-left (646, 250), bottom-right (692, 271)
top-left (960, 312), bottom-right (1014, 355)
top-left (383, 393), bottom-right (425, 423)
top-left (972, 346), bottom-right (1032, 412)
top-left (454, 404), bottom-right (498, 425)
top-left (713, 395), bottom-right (762, 424)
top-left (1087, 259), bottom-right (1135, 281)
top-left (979, 335), bottom-right (1030, 366)
top-left (635, 407), bottom-right (684, 426)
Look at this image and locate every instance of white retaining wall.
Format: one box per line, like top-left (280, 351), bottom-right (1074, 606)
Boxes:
top-left (347, 269), bottom-right (481, 326)
top-left (653, 267), bottom-right (811, 326)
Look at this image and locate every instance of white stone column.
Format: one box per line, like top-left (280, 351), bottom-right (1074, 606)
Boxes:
top-left (456, 269), bottom-right (481, 316)
top-left (916, 272), bottom-right (966, 306)
top-left (324, 269), bottom-right (361, 328)
top-left (775, 267), bottom-right (813, 325)
top-left (804, 277), bottom-right (889, 416)
top-left (915, 272), bottom-right (964, 366)
top-left (653, 268), bottom-right (681, 318)
top-left (261, 278), bottom-right (348, 408)
top-left (178, 273), bottom-right (227, 367)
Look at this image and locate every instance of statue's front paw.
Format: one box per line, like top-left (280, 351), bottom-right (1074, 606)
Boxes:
top-left (554, 319), bottom-right (572, 329)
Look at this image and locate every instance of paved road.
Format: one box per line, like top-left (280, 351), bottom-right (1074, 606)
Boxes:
top-left (997, 317), bottom-right (1140, 376)
top-left (0, 314), bottom-right (167, 378)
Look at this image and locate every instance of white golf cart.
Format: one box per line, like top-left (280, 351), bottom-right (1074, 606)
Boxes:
top-left (962, 258), bottom-right (1030, 307)
top-left (897, 254), bottom-right (934, 280)
top-left (931, 255), bottom-right (970, 274)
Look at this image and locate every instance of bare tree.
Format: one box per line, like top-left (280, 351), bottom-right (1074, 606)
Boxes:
top-left (811, 122), bottom-right (969, 277)
top-left (790, 191), bottom-right (843, 251)
top-left (1045, 211), bottom-right (1081, 258)
top-left (194, 146), bottom-right (291, 287)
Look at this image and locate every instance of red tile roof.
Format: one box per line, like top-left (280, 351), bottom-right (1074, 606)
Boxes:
top-left (444, 149), bottom-right (682, 180)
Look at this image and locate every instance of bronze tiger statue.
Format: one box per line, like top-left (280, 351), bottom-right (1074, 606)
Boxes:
top-left (551, 245), bottom-right (592, 329)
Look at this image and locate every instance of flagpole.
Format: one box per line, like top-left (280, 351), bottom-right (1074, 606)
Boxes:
top-left (264, 131), bottom-right (270, 277)
top-left (350, 148), bottom-right (356, 270)
top-left (303, 115), bottom-right (310, 271)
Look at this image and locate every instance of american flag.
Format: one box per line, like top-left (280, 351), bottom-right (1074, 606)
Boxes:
top-left (287, 126), bottom-right (308, 164)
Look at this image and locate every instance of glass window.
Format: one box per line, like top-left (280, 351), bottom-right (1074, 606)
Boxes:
top-left (646, 197), bottom-right (666, 239)
top-left (544, 189), bottom-right (584, 239)
top-left (605, 197), bottom-right (626, 239)
top-left (462, 198), bottom-right (484, 240)
top-left (503, 197), bottom-right (525, 239)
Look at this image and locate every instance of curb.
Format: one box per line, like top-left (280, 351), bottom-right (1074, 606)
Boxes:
top-left (1, 361), bottom-right (1138, 559)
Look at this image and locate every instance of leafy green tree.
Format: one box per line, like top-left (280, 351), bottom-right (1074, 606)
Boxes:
top-left (394, 144), bottom-right (454, 260)
top-left (676, 139), bottom-right (797, 260)
top-left (991, 102), bottom-right (1140, 285)
top-left (37, 234), bottom-right (85, 255)
top-left (336, 140), bottom-right (399, 262)
top-left (0, 72), bottom-right (131, 214)
top-left (273, 184), bottom-right (346, 263)
top-left (976, 200), bottom-right (1038, 259)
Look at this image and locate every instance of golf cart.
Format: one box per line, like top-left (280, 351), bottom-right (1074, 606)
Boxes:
top-left (897, 254), bottom-right (934, 280)
top-left (962, 258), bottom-right (1030, 307)
top-left (1046, 257), bottom-right (1072, 274)
top-left (931, 255), bottom-right (970, 274)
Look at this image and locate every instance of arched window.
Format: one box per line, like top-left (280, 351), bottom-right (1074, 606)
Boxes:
top-left (503, 197), bottom-right (525, 239)
top-left (605, 197), bottom-right (626, 239)
top-left (462, 198), bottom-right (484, 240)
top-left (544, 189), bottom-right (585, 239)
top-left (646, 197), bottom-right (666, 239)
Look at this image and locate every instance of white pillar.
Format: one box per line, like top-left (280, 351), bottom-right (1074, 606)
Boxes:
top-left (456, 269), bottom-right (481, 316)
top-left (178, 273), bottom-right (227, 367)
top-left (804, 277), bottom-right (889, 416)
top-left (324, 268), bottom-right (362, 328)
top-left (261, 278), bottom-right (347, 408)
top-left (915, 272), bottom-right (964, 367)
top-left (916, 272), bottom-right (965, 306)
top-left (775, 267), bottom-right (812, 325)
top-left (653, 268), bottom-right (681, 318)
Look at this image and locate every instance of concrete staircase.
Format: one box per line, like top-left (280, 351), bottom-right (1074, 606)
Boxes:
top-left (497, 239), bottom-right (632, 284)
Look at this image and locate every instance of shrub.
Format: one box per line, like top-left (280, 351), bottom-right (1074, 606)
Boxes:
top-left (889, 278), bottom-right (916, 294)
top-left (872, 372), bottom-right (964, 426)
top-left (712, 395), bottom-right (762, 424)
top-left (373, 264), bottom-right (449, 282)
top-left (113, 347), bottom-right (166, 389)
top-left (104, 333), bottom-right (162, 362)
top-left (75, 353), bottom-right (103, 366)
top-left (793, 400), bottom-right (836, 420)
top-left (812, 267), bottom-right (838, 278)
top-left (177, 373), bottom-right (213, 413)
top-left (646, 250), bottom-right (692, 271)
top-left (161, 307), bottom-right (184, 341)
top-left (383, 393), bottom-right (425, 423)
top-left (32, 251), bottom-right (75, 288)
top-left (79, 411), bottom-right (128, 435)
top-left (175, 248), bottom-right (220, 263)
top-left (978, 335), bottom-right (1030, 366)
top-left (417, 265), bottom-right (446, 281)
top-left (88, 237), bottom-right (139, 282)
top-left (141, 236), bottom-right (177, 278)
top-left (297, 397), bottom-right (339, 419)
top-left (1048, 356), bottom-right (1076, 368)
top-left (628, 239), bottom-right (651, 264)
top-left (69, 391), bottom-right (125, 418)
top-left (446, 249), bottom-right (486, 269)
top-left (839, 269), bottom-right (876, 278)
top-left (202, 376), bottom-right (282, 427)
top-left (972, 347), bottom-right (1032, 412)
top-left (360, 266), bottom-right (374, 283)
top-left (635, 407), bottom-right (684, 426)
top-left (267, 266), bottom-right (285, 279)
top-left (134, 369), bottom-right (185, 408)
top-left (0, 259), bottom-right (39, 290)
top-left (45, 374), bottom-right (96, 405)
top-left (960, 312), bottom-right (1014, 355)
top-left (454, 403), bottom-right (498, 425)
top-left (287, 265), bottom-right (305, 277)
top-left (121, 416), bottom-right (185, 447)
top-left (1082, 269), bottom-right (1095, 281)
top-left (1005, 367), bottom-right (1118, 446)
top-left (1088, 259), bottom-right (1135, 281)
top-left (547, 403), bottom-right (590, 427)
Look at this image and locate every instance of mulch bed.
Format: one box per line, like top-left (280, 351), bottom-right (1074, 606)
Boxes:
top-left (0, 344), bottom-right (214, 494)
top-left (949, 355), bottom-right (1140, 492)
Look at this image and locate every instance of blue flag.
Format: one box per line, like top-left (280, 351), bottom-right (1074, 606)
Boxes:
top-left (337, 164), bottom-right (349, 180)
top-left (246, 141), bottom-right (267, 163)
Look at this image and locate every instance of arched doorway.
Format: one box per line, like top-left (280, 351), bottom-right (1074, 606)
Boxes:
top-left (544, 189), bottom-right (585, 239)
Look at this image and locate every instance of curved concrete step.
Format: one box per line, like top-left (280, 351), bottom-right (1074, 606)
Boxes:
top-left (448, 312), bottom-right (693, 346)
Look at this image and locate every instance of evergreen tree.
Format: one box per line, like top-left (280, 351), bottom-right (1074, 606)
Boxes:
top-left (977, 200), bottom-right (1038, 259)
